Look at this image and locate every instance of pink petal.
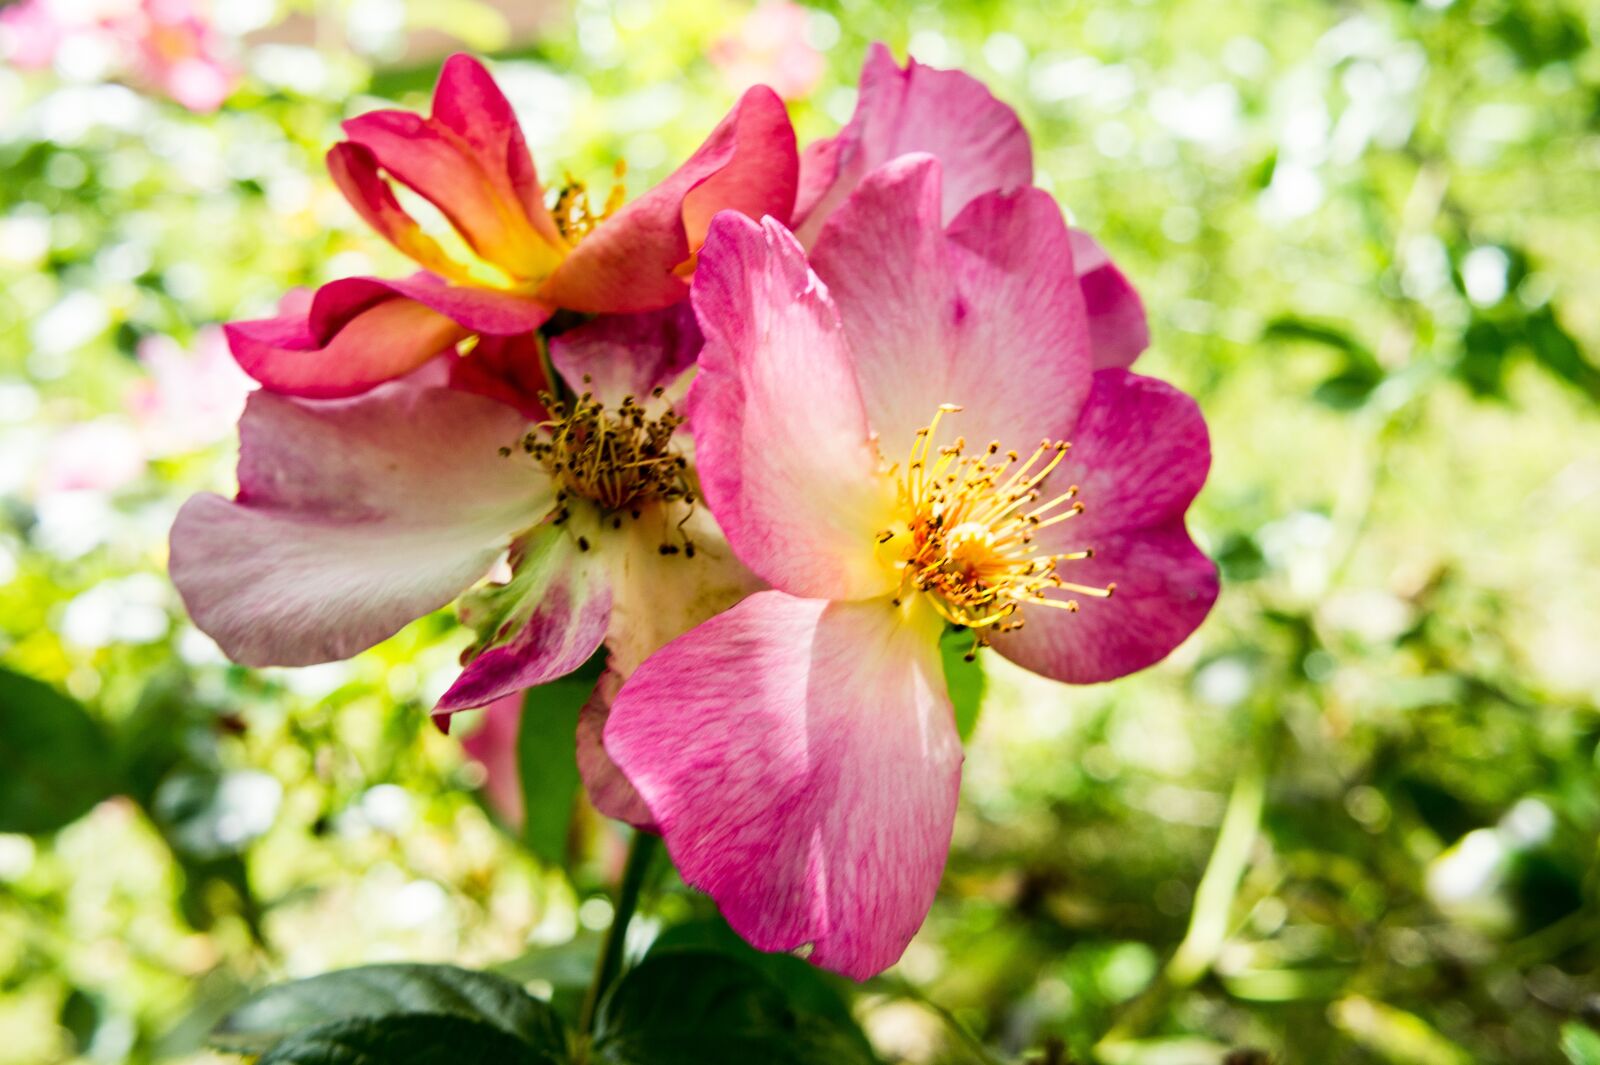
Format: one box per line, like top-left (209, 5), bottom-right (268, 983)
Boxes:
top-left (327, 142), bottom-right (471, 282)
top-left (606, 591), bottom-right (962, 980)
top-left (538, 86), bottom-right (797, 314)
top-left (575, 667), bottom-right (656, 830)
top-left (1070, 229), bottom-right (1150, 370)
top-left (809, 155), bottom-right (1091, 459)
top-left (169, 383), bottom-right (544, 667)
top-left (463, 691), bottom-right (526, 829)
top-left (792, 41), bottom-right (1032, 247)
top-left (435, 521), bottom-right (613, 714)
top-left (549, 301), bottom-right (702, 409)
top-left (991, 369), bottom-right (1217, 683)
top-left (447, 332), bottom-right (552, 420)
top-left (227, 275), bottom-right (550, 398)
top-left (686, 212), bottom-right (892, 601)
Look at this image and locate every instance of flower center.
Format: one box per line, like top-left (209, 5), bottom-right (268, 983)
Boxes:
top-left (515, 385), bottom-right (695, 555)
top-left (877, 404), bottom-right (1113, 648)
top-left (549, 162), bottom-right (626, 246)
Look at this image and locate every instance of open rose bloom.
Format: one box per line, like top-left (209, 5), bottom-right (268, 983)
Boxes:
top-left (227, 54), bottom-right (796, 400)
top-left (601, 156), bottom-right (1218, 979)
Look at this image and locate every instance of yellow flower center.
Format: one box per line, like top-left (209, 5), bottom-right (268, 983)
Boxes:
top-left (877, 405), bottom-right (1114, 651)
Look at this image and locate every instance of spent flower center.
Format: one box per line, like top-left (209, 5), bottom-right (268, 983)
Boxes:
top-left (512, 386), bottom-right (694, 548)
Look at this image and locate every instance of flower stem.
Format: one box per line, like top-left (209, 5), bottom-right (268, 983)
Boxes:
top-left (579, 830), bottom-right (658, 1036)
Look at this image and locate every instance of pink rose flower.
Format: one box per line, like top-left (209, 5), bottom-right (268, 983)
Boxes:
top-left (227, 55), bottom-right (799, 400)
top-left (600, 157), bottom-right (1218, 979)
top-left (170, 306), bottom-right (760, 720)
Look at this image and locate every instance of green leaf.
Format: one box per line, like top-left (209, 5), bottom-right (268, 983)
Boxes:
top-left (594, 950), bottom-right (874, 1065)
top-left (648, 919), bottom-right (876, 1063)
top-left (939, 628), bottom-right (986, 743)
top-left (1563, 1023), bottom-right (1600, 1065)
top-left (0, 666), bottom-right (119, 834)
top-left (257, 1013), bottom-right (558, 1065)
top-left (211, 964), bottom-right (567, 1057)
top-left (517, 651), bottom-right (606, 865)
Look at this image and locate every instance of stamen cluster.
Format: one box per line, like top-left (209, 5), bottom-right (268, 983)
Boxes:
top-left (880, 405), bottom-right (1113, 649)
top-left (549, 163), bottom-right (626, 245)
top-left (514, 386), bottom-right (693, 529)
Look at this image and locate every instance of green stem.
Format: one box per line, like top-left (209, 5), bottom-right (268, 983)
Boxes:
top-left (579, 830), bottom-right (658, 1036)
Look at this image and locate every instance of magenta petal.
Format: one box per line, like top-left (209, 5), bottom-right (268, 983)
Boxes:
top-left (447, 332), bottom-right (552, 420)
top-left (575, 668), bottom-right (657, 831)
top-left (169, 383), bottom-right (543, 667)
top-left (992, 370), bottom-right (1217, 684)
top-left (1071, 229), bottom-right (1150, 370)
top-left (436, 521), bottom-right (613, 714)
top-left (228, 275), bottom-right (550, 399)
top-left (792, 41), bottom-right (1032, 247)
top-left (606, 592), bottom-right (962, 979)
top-left (810, 155), bottom-right (1091, 456)
top-left (539, 85), bottom-right (798, 314)
top-left (549, 301), bottom-right (702, 409)
top-left (687, 212), bottom-right (891, 601)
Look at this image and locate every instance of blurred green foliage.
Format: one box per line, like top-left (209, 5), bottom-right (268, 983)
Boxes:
top-left (1, 0), bottom-right (1598, 1062)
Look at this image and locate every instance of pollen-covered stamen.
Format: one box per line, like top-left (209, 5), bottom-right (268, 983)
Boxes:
top-left (514, 382), bottom-right (696, 553)
top-left (550, 161), bottom-right (627, 245)
top-left (879, 405), bottom-right (1114, 640)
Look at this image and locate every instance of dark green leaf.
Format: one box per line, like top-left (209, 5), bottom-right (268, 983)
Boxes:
top-left (595, 950), bottom-right (874, 1065)
top-left (648, 920), bottom-right (876, 1062)
top-left (0, 666), bottom-right (119, 834)
top-left (257, 1013), bottom-right (557, 1065)
top-left (517, 651), bottom-right (606, 865)
top-left (211, 964), bottom-right (566, 1057)
top-left (939, 628), bottom-right (986, 743)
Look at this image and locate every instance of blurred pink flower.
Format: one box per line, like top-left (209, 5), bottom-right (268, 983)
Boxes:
top-left (128, 325), bottom-right (255, 456)
top-left (708, 2), bottom-right (825, 101)
top-left (0, 0), bottom-right (68, 70)
top-left (115, 0), bottom-right (238, 113)
top-left (40, 417), bottom-right (147, 495)
top-left (0, 0), bottom-right (237, 113)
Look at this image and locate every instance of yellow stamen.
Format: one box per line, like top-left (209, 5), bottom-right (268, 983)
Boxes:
top-left (876, 407), bottom-right (1113, 646)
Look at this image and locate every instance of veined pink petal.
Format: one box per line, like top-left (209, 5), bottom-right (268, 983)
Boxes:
top-left (606, 591), bottom-right (962, 980)
top-left (169, 383), bottom-right (544, 667)
top-left (1070, 229), bottom-right (1150, 370)
top-left (575, 667), bottom-right (656, 830)
top-left (809, 155), bottom-right (1091, 459)
top-left (992, 369), bottom-right (1217, 683)
top-left (463, 691), bottom-right (526, 829)
top-left (576, 503), bottom-right (761, 831)
top-left (435, 520), bottom-right (612, 714)
top-left (549, 302), bottom-right (702, 410)
top-left (227, 275), bottom-right (551, 398)
top-left (792, 41), bottom-right (1032, 247)
top-left (538, 86), bottom-right (798, 314)
top-left (687, 212), bottom-right (892, 601)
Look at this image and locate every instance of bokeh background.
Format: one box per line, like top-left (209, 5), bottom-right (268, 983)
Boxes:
top-left (2, 0), bottom-right (1598, 1062)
